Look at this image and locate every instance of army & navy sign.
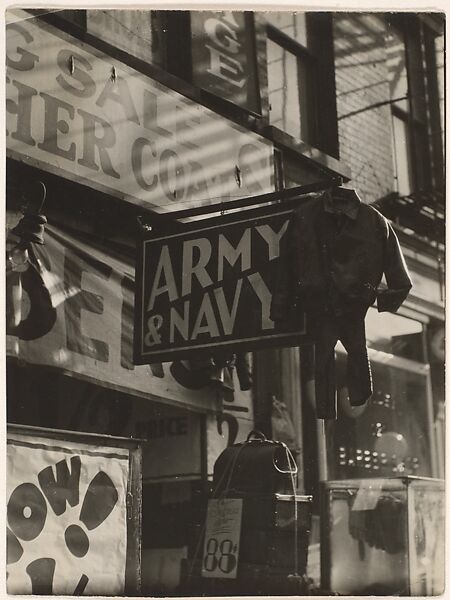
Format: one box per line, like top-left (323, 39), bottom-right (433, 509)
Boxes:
top-left (134, 204), bottom-right (307, 364)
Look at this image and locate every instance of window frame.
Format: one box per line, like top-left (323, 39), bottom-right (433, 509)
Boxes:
top-left (387, 16), bottom-right (433, 195)
top-left (266, 13), bottom-right (339, 159)
top-left (267, 24), bottom-right (319, 147)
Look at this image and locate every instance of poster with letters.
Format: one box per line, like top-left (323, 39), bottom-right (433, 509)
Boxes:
top-left (6, 432), bottom-right (130, 596)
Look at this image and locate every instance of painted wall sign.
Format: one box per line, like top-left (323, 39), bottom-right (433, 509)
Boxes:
top-left (6, 221), bottom-right (220, 413)
top-left (191, 11), bottom-right (260, 113)
top-left (6, 432), bottom-right (129, 595)
top-left (6, 9), bottom-right (273, 211)
top-left (134, 204), bottom-right (307, 364)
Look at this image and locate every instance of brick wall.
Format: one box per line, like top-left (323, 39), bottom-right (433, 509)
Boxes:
top-left (333, 14), bottom-right (395, 204)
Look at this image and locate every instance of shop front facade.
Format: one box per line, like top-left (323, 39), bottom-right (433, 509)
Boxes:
top-left (6, 9), bottom-right (444, 596)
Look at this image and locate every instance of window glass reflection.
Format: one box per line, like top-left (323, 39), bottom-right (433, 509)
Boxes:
top-left (87, 10), bottom-right (160, 65)
top-left (364, 307), bottom-right (424, 362)
top-left (265, 12), bottom-right (309, 47)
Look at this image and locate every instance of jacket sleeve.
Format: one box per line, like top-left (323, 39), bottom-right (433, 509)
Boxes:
top-left (377, 220), bottom-right (412, 313)
top-left (269, 210), bottom-right (297, 322)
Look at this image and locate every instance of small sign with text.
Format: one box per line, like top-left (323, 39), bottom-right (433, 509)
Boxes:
top-left (202, 498), bottom-right (243, 579)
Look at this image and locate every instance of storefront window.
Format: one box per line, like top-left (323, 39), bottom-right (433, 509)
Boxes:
top-left (364, 307), bottom-right (425, 361)
top-left (326, 309), bottom-right (433, 481)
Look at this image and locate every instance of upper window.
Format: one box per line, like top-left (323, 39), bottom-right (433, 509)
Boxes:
top-left (267, 37), bottom-right (314, 143)
top-left (52, 9), bottom-right (86, 28)
top-left (87, 10), bottom-right (163, 66)
top-left (380, 15), bottom-right (444, 244)
top-left (265, 12), bottom-right (339, 157)
top-left (266, 14), bottom-right (316, 145)
top-left (385, 26), bottom-right (415, 195)
top-left (385, 19), bottom-right (431, 196)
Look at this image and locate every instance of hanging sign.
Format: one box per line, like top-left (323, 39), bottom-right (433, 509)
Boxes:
top-left (134, 203), bottom-right (307, 364)
top-left (6, 9), bottom-right (273, 211)
top-left (6, 432), bottom-right (129, 595)
top-left (191, 11), bottom-right (260, 113)
top-left (202, 498), bottom-right (243, 579)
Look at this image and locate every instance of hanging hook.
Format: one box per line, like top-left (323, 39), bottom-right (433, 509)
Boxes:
top-left (136, 216), bottom-right (152, 233)
top-left (234, 165), bottom-right (242, 188)
top-left (110, 66), bottom-right (117, 83)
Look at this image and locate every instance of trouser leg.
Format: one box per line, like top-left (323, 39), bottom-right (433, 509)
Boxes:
top-left (338, 313), bottom-right (372, 406)
top-left (313, 315), bottom-right (339, 419)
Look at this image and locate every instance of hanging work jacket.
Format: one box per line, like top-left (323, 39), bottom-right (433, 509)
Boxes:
top-left (270, 188), bottom-right (412, 320)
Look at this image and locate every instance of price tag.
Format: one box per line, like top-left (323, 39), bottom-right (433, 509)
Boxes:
top-left (201, 498), bottom-right (242, 579)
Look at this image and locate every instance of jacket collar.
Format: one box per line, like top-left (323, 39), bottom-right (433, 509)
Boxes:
top-left (323, 188), bottom-right (361, 220)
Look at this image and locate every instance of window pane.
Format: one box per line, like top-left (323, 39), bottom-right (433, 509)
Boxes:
top-left (392, 114), bottom-right (414, 195)
top-left (87, 10), bottom-right (160, 65)
top-left (264, 11), bottom-right (309, 47)
top-left (385, 28), bottom-right (409, 112)
top-left (297, 57), bottom-right (312, 143)
top-left (327, 354), bottom-right (433, 480)
top-left (268, 38), bottom-right (312, 142)
top-left (56, 10), bottom-right (85, 27)
top-left (365, 307), bottom-right (424, 361)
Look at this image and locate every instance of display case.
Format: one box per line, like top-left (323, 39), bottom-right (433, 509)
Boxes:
top-left (320, 476), bottom-right (444, 595)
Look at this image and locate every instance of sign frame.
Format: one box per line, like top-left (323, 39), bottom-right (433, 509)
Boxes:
top-left (6, 424), bottom-right (142, 596)
top-left (134, 198), bottom-right (311, 365)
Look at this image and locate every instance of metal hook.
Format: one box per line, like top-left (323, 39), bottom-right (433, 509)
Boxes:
top-left (234, 165), bottom-right (242, 188)
top-left (68, 55), bottom-right (75, 75)
top-left (137, 216), bottom-right (152, 233)
top-left (110, 65), bottom-right (117, 83)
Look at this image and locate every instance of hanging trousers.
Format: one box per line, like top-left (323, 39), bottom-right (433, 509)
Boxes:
top-left (312, 308), bottom-right (373, 420)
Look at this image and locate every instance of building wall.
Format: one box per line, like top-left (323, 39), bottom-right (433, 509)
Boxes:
top-left (435, 32), bottom-right (445, 149)
top-left (334, 13), bottom-right (395, 203)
